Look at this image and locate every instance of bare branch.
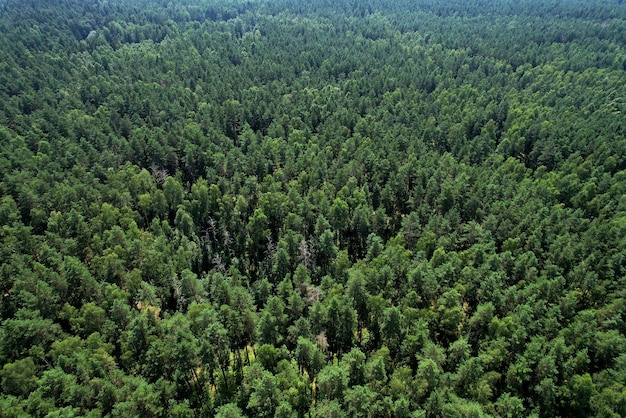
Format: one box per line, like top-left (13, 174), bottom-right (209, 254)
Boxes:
top-left (298, 238), bottom-right (315, 270)
top-left (172, 278), bottom-right (185, 311)
top-left (212, 253), bottom-right (226, 274)
top-left (208, 217), bottom-right (218, 242)
top-left (266, 234), bottom-right (277, 259)
top-left (306, 284), bottom-right (320, 305)
top-left (315, 332), bottom-right (329, 352)
top-left (150, 164), bottom-right (169, 187)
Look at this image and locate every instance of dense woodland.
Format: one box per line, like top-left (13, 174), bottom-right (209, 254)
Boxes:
top-left (1, 0), bottom-right (626, 416)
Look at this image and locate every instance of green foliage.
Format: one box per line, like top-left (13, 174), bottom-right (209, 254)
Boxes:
top-left (317, 365), bottom-right (349, 401)
top-left (1, 357), bottom-right (38, 397)
top-left (1, 0), bottom-right (625, 415)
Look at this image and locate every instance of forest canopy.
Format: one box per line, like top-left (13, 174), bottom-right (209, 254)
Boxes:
top-left (1, 0), bottom-right (626, 416)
